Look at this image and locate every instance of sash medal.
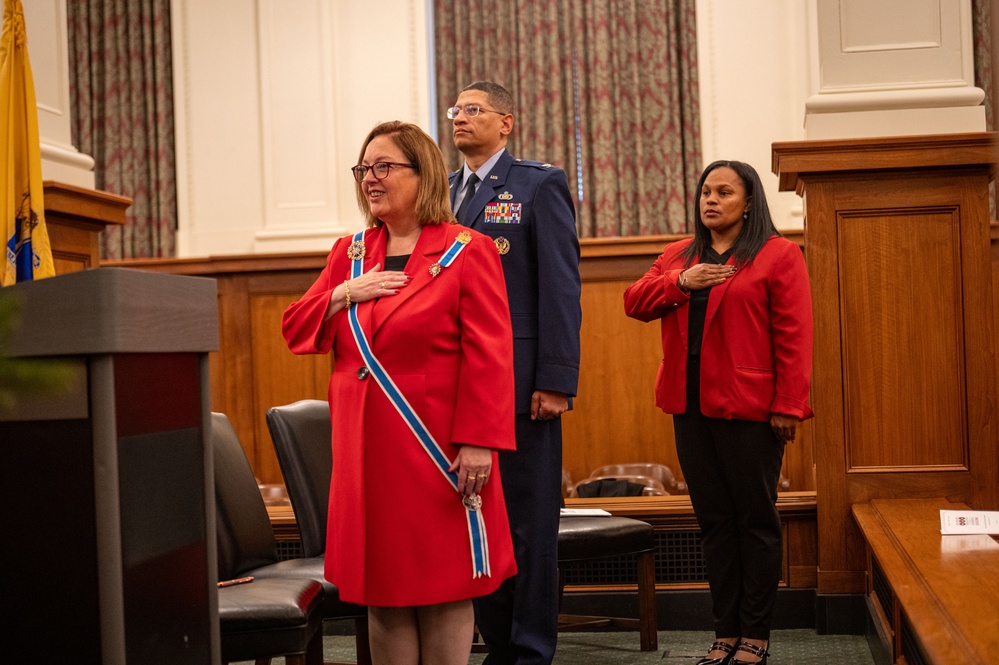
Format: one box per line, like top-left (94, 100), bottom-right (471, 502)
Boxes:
top-left (345, 230), bottom-right (489, 578)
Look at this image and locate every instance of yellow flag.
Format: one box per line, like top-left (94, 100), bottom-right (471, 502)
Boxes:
top-left (1, 0), bottom-right (55, 286)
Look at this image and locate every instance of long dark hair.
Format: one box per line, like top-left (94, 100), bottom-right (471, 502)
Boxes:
top-left (680, 160), bottom-right (780, 267)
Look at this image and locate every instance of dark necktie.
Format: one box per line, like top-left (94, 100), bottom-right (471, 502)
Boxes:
top-left (456, 173), bottom-right (479, 223)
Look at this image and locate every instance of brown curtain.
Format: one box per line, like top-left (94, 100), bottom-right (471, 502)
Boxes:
top-left (66, 0), bottom-right (176, 259)
top-left (434, 0), bottom-right (701, 237)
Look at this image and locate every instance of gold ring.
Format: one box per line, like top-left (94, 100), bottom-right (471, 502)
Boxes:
top-left (469, 475), bottom-right (478, 480)
top-left (380, 281), bottom-right (385, 288)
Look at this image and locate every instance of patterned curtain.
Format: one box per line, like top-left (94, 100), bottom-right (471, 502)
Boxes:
top-left (971, 0), bottom-right (994, 218)
top-left (66, 0), bottom-right (176, 259)
top-left (972, 0), bottom-right (993, 132)
top-left (434, 0), bottom-right (701, 237)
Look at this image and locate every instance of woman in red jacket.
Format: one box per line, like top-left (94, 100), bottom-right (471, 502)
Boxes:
top-left (624, 161), bottom-right (813, 665)
top-left (283, 121), bottom-right (516, 665)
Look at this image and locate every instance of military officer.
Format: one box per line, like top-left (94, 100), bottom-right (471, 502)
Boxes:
top-left (448, 81), bottom-right (582, 665)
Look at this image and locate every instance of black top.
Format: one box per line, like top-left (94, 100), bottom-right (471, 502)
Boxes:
top-left (384, 254), bottom-right (409, 272)
top-left (687, 247), bottom-right (733, 357)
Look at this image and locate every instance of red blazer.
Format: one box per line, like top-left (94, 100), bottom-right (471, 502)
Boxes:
top-left (282, 222), bottom-right (517, 606)
top-left (624, 236), bottom-right (814, 422)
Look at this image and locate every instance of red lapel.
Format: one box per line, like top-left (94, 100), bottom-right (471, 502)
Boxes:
top-left (370, 223), bottom-right (451, 335)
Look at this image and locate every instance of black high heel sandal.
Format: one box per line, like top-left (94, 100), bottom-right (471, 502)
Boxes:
top-left (695, 640), bottom-right (739, 665)
top-left (730, 641), bottom-right (769, 664)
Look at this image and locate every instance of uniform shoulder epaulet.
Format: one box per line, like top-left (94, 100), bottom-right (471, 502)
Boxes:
top-left (512, 158), bottom-right (556, 170)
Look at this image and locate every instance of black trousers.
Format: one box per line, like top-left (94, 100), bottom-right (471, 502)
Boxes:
top-left (673, 356), bottom-right (785, 640)
top-left (475, 414), bottom-right (562, 665)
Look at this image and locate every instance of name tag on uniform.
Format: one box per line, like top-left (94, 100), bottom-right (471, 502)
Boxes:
top-left (484, 202), bottom-right (522, 224)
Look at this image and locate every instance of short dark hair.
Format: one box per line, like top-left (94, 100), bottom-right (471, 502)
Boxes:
top-left (354, 121), bottom-right (455, 228)
top-left (462, 81), bottom-right (515, 115)
top-left (680, 160), bottom-right (780, 267)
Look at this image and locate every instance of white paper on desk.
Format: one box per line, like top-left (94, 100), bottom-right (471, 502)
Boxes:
top-left (939, 509), bottom-right (999, 535)
top-left (560, 508), bottom-right (612, 517)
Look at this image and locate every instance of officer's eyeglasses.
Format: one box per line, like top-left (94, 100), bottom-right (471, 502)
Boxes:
top-left (350, 162), bottom-right (415, 182)
top-left (446, 104), bottom-right (508, 120)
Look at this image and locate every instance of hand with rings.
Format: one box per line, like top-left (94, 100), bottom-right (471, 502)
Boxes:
top-left (343, 263), bottom-right (410, 304)
top-left (449, 444), bottom-right (493, 496)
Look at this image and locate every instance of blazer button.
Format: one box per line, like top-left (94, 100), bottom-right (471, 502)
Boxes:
top-left (357, 366), bottom-right (369, 380)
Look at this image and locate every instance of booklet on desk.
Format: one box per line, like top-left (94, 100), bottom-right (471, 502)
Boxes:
top-left (560, 508), bottom-right (612, 517)
top-left (940, 509), bottom-right (999, 535)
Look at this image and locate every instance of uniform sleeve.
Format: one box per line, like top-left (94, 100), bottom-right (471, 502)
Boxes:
top-left (450, 235), bottom-right (517, 451)
top-left (532, 168), bottom-right (582, 396)
top-left (282, 236), bottom-right (349, 355)
top-left (768, 241), bottom-right (814, 420)
top-left (623, 248), bottom-right (690, 322)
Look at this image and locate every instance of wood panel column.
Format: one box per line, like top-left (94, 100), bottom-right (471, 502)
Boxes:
top-left (772, 132), bottom-right (999, 594)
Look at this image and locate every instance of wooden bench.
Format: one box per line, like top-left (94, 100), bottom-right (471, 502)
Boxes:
top-left (852, 498), bottom-right (999, 665)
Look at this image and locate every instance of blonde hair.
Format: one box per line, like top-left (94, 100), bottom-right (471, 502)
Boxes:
top-left (355, 121), bottom-right (456, 227)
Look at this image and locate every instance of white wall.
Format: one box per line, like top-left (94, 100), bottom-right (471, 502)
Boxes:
top-left (171, 0), bottom-right (431, 256)
top-left (696, 0), bottom-right (812, 231)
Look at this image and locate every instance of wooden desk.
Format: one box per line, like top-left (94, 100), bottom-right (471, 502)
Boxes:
top-left (852, 498), bottom-right (999, 665)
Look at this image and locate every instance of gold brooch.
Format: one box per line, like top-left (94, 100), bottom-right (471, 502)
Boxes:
top-left (429, 263), bottom-right (442, 277)
top-left (456, 231), bottom-right (472, 245)
top-left (494, 237), bottom-right (510, 255)
top-left (347, 240), bottom-right (366, 261)
top-left (462, 494), bottom-right (482, 511)
top-left (497, 191), bottom-right (513, 201)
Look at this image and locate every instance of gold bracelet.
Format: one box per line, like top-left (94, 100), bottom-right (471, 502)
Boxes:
top-left (679, 271), bottom-right (689, 291)
top-left (344, 280), bottom-right (351, 307)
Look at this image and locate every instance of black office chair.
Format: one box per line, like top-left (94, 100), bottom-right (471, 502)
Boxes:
top-left (211, 412), bottom-right (325, 665)
top-left (264, 400), bottom-right (370, 665)
top-left (557, 513), bottom-right (658, 651)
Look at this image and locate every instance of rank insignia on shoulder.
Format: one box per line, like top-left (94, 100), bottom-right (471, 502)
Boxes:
top-left (494, 237), bottom-right (510, 255)
top-left (542, 163), bottom-right (553, 168)
top-left (347, 240), bottom-right (365, 261)
top-left (456, 231), bottom-right (471, 244)
top-left (497, 191), bottom-right (513, 201)
top-left (429, 262), bottom-right (442, 277)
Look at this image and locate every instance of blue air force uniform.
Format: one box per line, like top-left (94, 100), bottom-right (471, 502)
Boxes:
top-left (450, 149), bottom-right (582, 665)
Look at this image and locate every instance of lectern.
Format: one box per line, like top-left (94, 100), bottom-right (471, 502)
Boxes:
top-left (0, 268), bottom-right (219, 665)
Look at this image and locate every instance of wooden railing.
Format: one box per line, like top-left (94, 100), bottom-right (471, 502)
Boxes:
top-left (853, 498), bottom-right (999, 665)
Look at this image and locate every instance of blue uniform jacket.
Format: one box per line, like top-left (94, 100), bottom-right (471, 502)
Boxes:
top-left (449, 149), bottom-right (582, 413)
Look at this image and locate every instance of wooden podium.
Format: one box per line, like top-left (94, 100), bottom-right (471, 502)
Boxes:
top-left (0, 268), bottom-right (220, 664)
top-left (772, 132), bottom-right (999, 595)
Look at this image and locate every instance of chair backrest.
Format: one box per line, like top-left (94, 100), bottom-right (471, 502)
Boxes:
top-left (591, 463), bottom-right (685, 493)
top-left (265, 400), bottom-right (332, 558)
top-left (574, 475), bottom-right (668, 497)
top-left (211, 412), bottom-right (279, 579)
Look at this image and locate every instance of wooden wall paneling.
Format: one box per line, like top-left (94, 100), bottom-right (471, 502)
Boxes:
top-left (773, 133), bottom-right (999, 595)
top-left (561, 277), bottom-right (677, 485)
top-left (247, 273), bottom-right (332, 483)
top-left (839, 204), bottom-right (966, 470)
top-left (109, 237), bottom-right (818, 493)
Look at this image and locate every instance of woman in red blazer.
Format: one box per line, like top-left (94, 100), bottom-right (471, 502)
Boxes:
top-left (283, 122), bottom-right (516, 665)
top-left (624, 161), bottom-right (813, 665)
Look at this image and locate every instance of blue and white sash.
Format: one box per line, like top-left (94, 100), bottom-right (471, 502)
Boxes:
top-left (345, 230), bottom-right (490, 577)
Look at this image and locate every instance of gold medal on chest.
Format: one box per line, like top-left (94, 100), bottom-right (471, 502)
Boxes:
top-left (429, 262), bottom-right (442, 277)
top-left (494, 237), bottom-right (510, 255)
top-left (456, 231), bottom-right (472, 245)
top-left (497, 191), bottom-right (513, 201)
top-left (347, 240), bottom-right (366, 261)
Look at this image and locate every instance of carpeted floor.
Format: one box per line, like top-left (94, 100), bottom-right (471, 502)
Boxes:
top-left (236, 629), bottom-right (874, 664)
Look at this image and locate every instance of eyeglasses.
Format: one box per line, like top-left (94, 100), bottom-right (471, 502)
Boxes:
top-left (350, 162), bottom-right (415, 182)
top-left (446, 104), bottom-right (508, 120)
